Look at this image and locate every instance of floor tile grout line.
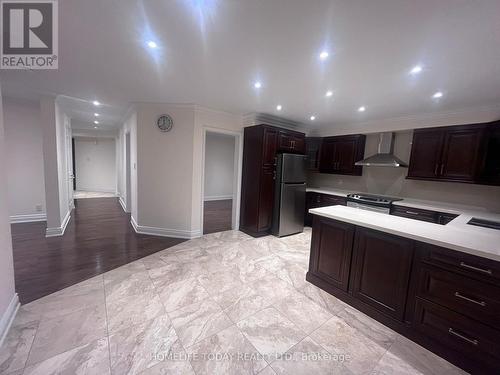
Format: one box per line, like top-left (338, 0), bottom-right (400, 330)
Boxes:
top-left (101, 275), bottom-right (113, 375)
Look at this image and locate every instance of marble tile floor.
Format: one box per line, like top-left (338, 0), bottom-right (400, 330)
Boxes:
top-left (0, 228), bottom-right (467, 375)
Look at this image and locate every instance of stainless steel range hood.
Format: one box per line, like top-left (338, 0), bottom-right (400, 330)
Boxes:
top-left (355, 132), bottom-right (408, 167)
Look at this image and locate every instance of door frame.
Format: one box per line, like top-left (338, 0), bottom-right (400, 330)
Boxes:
top-left (200, 127), bottom-right (243, 235)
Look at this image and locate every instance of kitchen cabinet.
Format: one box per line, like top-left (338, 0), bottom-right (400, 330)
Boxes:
top-left (350, 227), bottom-right (414, 320)
top-left (306, 215), bottom-right (500, 374)
top-left (407, 123), bottom-right (488, 183)
top-left (277, 129), bottom-right (305, 154)
top-left (319, 134), bottom-right (366, 175)
top-left (240, 124), bottom-right (305, 237)
top-left (305, 137), bottom-right (322, 171)
top-left (309, 216), bottom-right (354, 291)
top-left (478, 122), bottom-right (500, 185)
top-left (304, 192), bottom-right (347, 226)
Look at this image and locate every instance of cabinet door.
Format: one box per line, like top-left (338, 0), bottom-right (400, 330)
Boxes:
top-left (305, 138), bottom-right (322, 171)
top-left (440, 127), bottom-right (484, 181)
top-left (258, 167), bottom-right (275, 231)
top-left (319, 139), bottom-right (338, 172)
top-left (277, 131), bottom-right (293, 152)
top-left (351, 228), bottom-right (414, 320)
top-left (336, 138), bottom-right (361, 174)
top-left (309, 217), bottom-right (355, 291)
top-left (292, 135), bottom-right (306, 154)
top-left (262, 128), bottom-right (278, 167)
top-left (407, 129), bottom-right (444, 179)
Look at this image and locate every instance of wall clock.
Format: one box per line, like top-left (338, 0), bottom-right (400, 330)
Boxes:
top-left (157, 114), bottom-right (174, 132)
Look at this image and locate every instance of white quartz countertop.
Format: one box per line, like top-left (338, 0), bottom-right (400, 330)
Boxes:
top-left (309, 205), bottom-right (500, 262)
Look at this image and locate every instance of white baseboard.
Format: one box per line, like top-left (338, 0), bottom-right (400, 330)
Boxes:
top-left (204, 195), bottom-right (233, 201)
top-left (45, 210), bottom-right (71, 237)
top-left (0, 293), bottom-right (20, 347)
top-left (10, 213), bottom-right (47, 224)
top-left (119, 197), bottom-right (127, 212)
top-left (130, 216), bottom-right (200, 239)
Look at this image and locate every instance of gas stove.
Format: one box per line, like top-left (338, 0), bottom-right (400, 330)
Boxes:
top-left (346, 193), bottom-right (403, 214)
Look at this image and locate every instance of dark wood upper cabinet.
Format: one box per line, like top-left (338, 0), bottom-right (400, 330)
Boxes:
top-left (309, 216), bottom-right (355, 291)
top-left (305, 137), bottom-right (322, 171)
top-left (407, 129), bottom-right (444, 179)
top-left (319, 134), bottom-right (366, 175)
top-left (351, 227), bottom-right (414, 321)
top-left (407, 123), bottom-right (496, 184)
top-left (479, 122), bottom-right (500, 185)
top-left (240, 124), bottom-right (305, 237)
top-left (440, 126), bottom-right (485, 181)
top-left (277, 129), bottom-right (306, 154)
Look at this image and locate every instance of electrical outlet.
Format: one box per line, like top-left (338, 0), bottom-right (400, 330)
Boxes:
top-left (35, 204), bottom-right (43, 212)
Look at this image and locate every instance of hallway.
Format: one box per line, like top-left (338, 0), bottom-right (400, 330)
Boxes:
top-left (11, 198), bottom-right (185, 303)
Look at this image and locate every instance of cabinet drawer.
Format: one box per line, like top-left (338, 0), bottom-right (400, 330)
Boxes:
top-left (321, 194), bottom-right (347, 207)
top-left (416, 265), bottom-right (500, 328)
top-left (413, 298), bottom-right (500, 365)
top-left (418, 242), bottom-right (500, 283)
top-left (390, 205), bottom-right (437, 223)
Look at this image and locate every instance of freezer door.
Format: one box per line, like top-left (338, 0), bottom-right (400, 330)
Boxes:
top-left (277, 182), bottom-right (306, 236)
top-left (280, 153), bottom-right (306, 183)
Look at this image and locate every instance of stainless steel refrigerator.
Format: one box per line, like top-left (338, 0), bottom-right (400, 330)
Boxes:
top-left (272, 153), bottom-right (306, 237)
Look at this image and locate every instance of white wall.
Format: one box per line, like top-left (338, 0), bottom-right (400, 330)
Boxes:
top-left (135, 103), bottom-right (195, 236)
top-left (117, 110), bottom-right (138, 218)
top-left (0, 84), bottom-right (18, 343)
top-left (308, 130), bottom-right (500, 212)
top-left (118, 104), bottom-right (243, 238)
top-left (74, 137), bottom-right (116, 193)
top-left (40, 96), bottom-right (72, 235)
top-left (3, 97), bottom-right (46, 220)
top-left (204, 132), bottom-right (235, 200)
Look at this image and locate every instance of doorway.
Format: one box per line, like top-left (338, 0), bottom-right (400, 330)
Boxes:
top-left (202, 131), bottom-right (239, 234)
top-left (72, 136), bottom-right (117, 199)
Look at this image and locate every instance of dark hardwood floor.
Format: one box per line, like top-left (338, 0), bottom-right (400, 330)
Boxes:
top-left (11, 198), bottom-right (186, 304)
top-left (203, 199), bottom-right (233, 234)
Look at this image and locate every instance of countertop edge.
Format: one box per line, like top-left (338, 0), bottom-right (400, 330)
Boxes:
top-left (309, 209), bottom-right (500, 263)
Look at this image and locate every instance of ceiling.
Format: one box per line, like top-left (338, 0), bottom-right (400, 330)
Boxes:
top-left (1, 0), bottom-right (499, 130)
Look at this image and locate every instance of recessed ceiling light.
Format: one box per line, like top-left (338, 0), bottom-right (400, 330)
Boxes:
top-left (410, 65), bottom-right (423, 75)
top-left (310, 115), bottom-right (316, 121)
top-left (276, 105), bottom-right (282, 111)
top-left (94, 113), bottom-right (99, 117)
top-left (94, 120), bottom-right (99, 124)
top-left (319, 51), bottom-right (329, 60)
top-left (432, 91), bottom-right (443, 99)
top-left (94, 126), bottom-right (98, 129)
top-left (358, 106), bottom-right (366, 112)
top-left (253, 81), bottom-right (262, 89)
top-left (325, 90), bottom-right (333, 97)
top-left (92, 100), bottom-right (100, 106)
top-left (147, 41), bottom-right (158, 49)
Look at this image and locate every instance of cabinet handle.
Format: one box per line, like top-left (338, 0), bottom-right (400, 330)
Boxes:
top-left (440, 164), bottom-right (444, 175)
top-left (448, 328), bottom-right (478, 346)
top-left (459, 261), bottom-right (492, 275)
top-left (454, 292), bottom-right (486, 307)
top-left (405, 210), bottom-right (420, 215)
top-left (434, 164), bottom-right (439, 175)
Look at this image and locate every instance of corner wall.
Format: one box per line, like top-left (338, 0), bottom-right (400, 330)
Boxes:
top-left (0, 84), bottom-right (19, 344)
top-left (3, 97), bottom-right (46, 221)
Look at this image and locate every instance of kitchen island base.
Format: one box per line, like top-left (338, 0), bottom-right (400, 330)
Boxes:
top-left (307, 215), bottom-right (500, 374)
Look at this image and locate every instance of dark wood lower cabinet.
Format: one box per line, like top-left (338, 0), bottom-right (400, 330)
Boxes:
top-left (309, 217), bottom-right (354, 291)
top-left (306, 215), bottom-right (500, 374)
top-left (350, 228), bottom-right (414, 321)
